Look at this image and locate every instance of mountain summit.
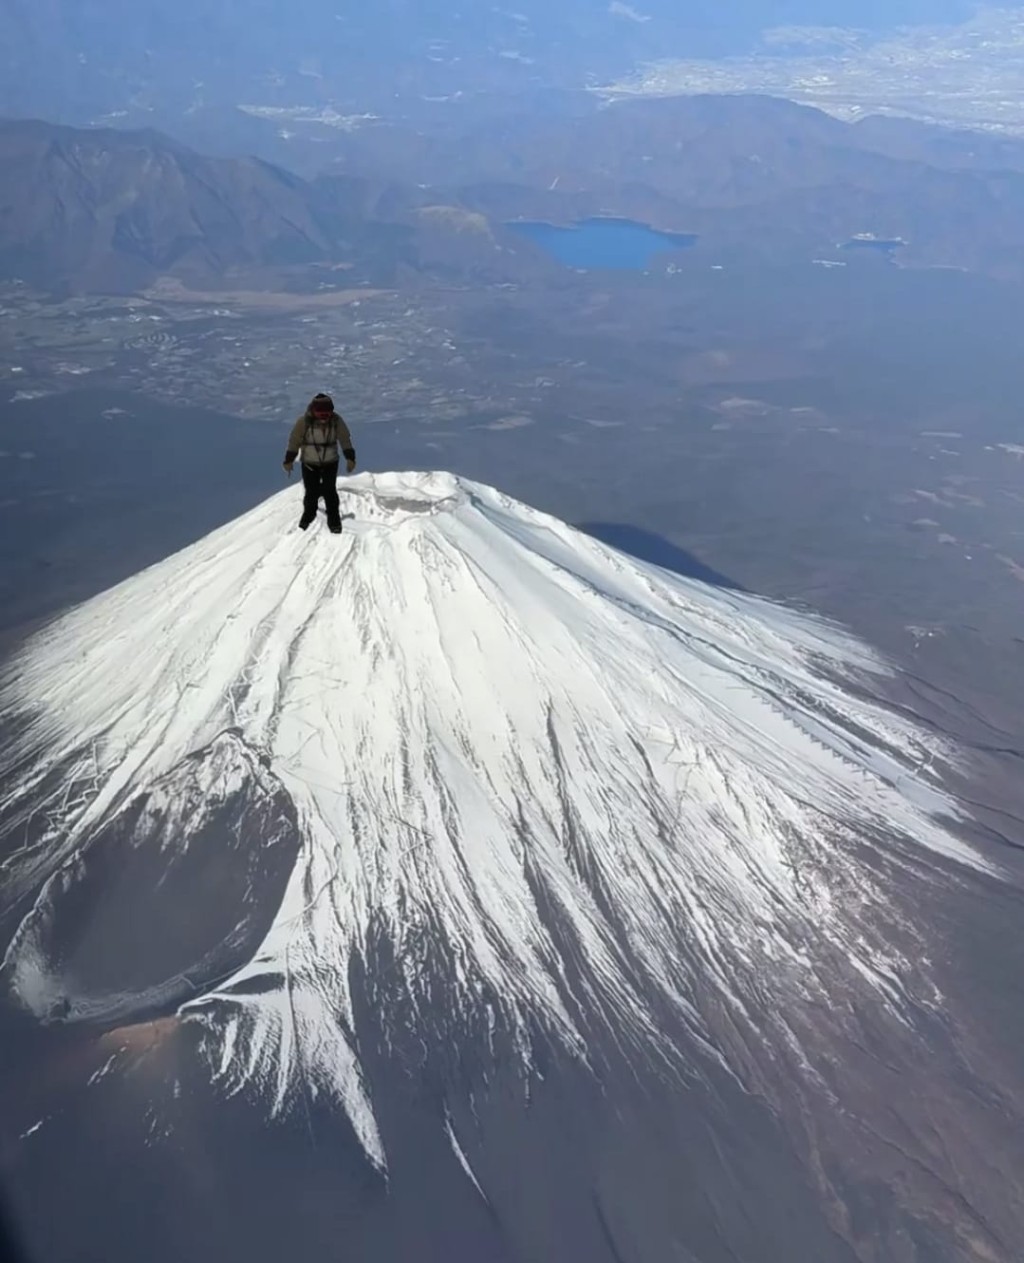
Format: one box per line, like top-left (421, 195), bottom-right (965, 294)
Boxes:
top-left (1, 472), bottom-right (1019, 1262)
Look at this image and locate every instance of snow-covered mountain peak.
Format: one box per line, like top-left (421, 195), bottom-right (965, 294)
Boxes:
top-left (0, 471), bottom-right (989, 1171)
top-left (343, 468), bottom-right (467, 517)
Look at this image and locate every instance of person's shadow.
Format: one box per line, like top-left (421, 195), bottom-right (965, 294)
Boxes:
top-left (578, 522), bottom-right (745, 592)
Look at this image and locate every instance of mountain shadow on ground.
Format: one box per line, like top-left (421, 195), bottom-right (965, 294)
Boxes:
top-left (579, 522), bottom-right (746, 591)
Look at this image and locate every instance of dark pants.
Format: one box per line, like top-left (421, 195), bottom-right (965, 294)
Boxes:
top-left (300, 461), bottom-right (340, 526)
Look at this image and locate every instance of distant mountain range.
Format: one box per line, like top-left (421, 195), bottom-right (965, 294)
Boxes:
top-left (0, 120), bottom-right (340, 291)
top-left (0, 116), bottom-right (567, 292)
top-left (9, 95), bottom-right (1024, 292)
top-left (328, 94), bottom-right (1024, 279)
top-left (0, 119), bottom-right (430, 292)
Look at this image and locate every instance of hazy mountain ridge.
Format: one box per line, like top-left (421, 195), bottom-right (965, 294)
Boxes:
top-left (0, 119), bottom-right (342, 290)
top-left (0, 116), bottom-right (541, 291)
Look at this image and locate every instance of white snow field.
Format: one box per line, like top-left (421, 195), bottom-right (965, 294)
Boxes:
top-left (0, 471), bottom-right (990, 1168)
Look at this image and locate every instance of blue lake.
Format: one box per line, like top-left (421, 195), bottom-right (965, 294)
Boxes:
top-left (509, 217), bottom-right (697, 270)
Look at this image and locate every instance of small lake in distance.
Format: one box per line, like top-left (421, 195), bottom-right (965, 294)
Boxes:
top-left (508, 217), bottom-right (698, 270)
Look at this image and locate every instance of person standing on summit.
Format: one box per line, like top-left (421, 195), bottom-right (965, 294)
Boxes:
top-left (282, 392), bottom-right (357, 533)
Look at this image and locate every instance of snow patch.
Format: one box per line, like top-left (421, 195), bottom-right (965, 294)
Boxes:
top-left (445, 1110), bottom-right (487, 1201)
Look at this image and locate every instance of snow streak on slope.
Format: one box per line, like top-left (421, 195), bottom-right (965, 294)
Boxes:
top-left (0, 472), bottom-right (989, 1168)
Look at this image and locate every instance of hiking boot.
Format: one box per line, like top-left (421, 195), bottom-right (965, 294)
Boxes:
top-left (327, 519), bottom-right (342, 534)
top-left (298, 511), bottom-right (316, 530)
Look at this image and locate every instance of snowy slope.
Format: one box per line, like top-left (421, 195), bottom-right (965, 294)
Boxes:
top-left (0, 471), bottom-right (990, 1171)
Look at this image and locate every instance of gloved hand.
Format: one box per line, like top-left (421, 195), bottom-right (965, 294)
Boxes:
top-left (283, 460), bottom-right (294, 475)
top-left (346, 458), bottom-right (357, 473)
